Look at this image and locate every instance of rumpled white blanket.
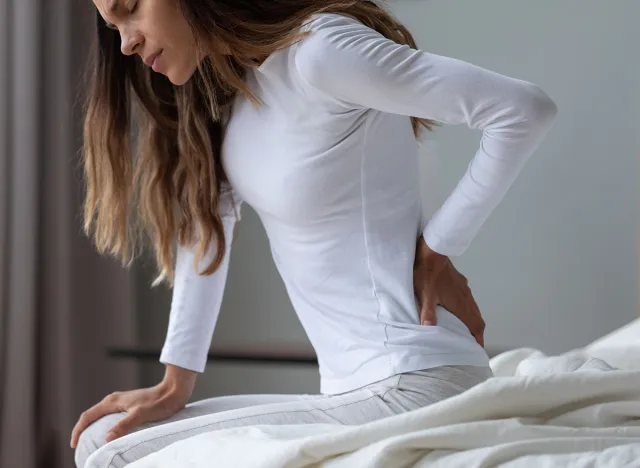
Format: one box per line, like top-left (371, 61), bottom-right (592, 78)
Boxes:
top-left (130, 332), bottom-right (640, 467)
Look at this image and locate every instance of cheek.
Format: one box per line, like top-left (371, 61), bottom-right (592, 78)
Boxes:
top-left (167, 24), bottom-right (198, 67)
top-left (153, 6), bottom-right (199, 85)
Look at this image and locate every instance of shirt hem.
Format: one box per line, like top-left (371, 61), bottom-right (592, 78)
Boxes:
top-left (320, 352), bottom-right (491, 395)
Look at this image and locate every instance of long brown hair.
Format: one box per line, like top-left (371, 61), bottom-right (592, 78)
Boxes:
top-left (82, 0), bottom-right (434, 287)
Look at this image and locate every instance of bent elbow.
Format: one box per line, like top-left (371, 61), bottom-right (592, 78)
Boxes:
top-left (524, 83), bottom-right (558, 129)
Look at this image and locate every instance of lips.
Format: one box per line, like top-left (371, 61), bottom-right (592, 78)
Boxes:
top-left (143, 50), bottom-right (163, 68)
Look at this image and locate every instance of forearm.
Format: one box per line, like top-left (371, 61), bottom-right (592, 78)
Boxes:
top-left (160, 213), bottom-right (238, 373)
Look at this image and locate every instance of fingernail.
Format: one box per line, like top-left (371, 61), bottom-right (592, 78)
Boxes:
top-left (422, 320), bottom-right (428, 326)
top-left (106, 432), bottom-right (116, 442)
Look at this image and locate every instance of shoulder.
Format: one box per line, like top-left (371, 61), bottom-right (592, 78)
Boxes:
top-left (296, 12), bottom-right (372, 55)
top-left (300, 12), bottom-right (363, 34)
top-left (294, 13), bottom-right (380, 84)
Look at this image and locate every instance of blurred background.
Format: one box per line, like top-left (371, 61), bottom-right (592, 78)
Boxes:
top-left (0, 0), bottom-right (638, 467)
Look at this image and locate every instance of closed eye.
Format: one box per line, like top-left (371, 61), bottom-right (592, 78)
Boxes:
top-left (102, 0), bottom-right (138, 31)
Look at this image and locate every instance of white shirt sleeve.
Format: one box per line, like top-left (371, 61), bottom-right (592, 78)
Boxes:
top-left (159, 184), bottom-right (242, 373)
top-left (294, 14), bottom-right (558, 256)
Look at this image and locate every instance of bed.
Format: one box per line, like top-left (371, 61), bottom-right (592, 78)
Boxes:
top-left (120, 319), bottom-right (640, 467)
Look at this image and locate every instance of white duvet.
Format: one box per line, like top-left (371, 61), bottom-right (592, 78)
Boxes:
top-left (131, 320), bottom-right (640, 468)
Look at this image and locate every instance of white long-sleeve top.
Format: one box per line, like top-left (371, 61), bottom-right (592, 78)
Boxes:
top-left (160, 13), bottom-right (557, 394)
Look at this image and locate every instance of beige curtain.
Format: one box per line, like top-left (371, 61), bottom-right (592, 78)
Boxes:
top-left (0, 1), bottom-right (140, 467)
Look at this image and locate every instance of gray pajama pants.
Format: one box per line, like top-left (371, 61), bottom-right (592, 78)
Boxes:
top-left (76, 365), bottom-right (492, 468)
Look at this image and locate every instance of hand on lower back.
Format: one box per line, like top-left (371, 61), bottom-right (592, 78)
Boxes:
top-left (70, 364), bottom-right (197, 448)
top-left (413, 236), bottom-right (486, 347)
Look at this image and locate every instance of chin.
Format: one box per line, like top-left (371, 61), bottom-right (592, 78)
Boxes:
top-left (166, 72), bottom-right (189, 86)
top-left (165, 65), bottom-right (198, 87)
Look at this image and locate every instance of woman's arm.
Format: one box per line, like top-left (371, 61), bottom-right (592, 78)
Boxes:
top-left (71, 187), bottom-right (243, 448)
top-left (295, 14), bottom-right (558, 256)
top-left (159, 184), bottom-right (243, 373)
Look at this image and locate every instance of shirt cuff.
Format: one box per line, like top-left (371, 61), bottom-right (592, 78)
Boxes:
top-left (159, 346), bottom-right (207, 374)
top-left (422, 221), bottom-right (468, 257)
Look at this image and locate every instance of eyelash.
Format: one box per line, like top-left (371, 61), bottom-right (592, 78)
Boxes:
top-left (105, 1), bottom-right (139, 30)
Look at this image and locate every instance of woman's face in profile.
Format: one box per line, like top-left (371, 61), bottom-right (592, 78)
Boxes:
top-left (92, 0), bottom-right (199, 85)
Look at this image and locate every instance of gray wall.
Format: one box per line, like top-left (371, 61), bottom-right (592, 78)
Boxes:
top-left (137, 0), bottom-right (639, 400)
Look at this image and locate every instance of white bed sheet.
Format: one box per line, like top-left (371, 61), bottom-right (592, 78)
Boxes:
top-left (125, 319), bottom-right (640, 468)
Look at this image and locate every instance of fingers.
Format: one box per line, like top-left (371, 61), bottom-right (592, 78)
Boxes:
top-left (420, 294), bottom-right (437, 326)
top-left (106, 406), bottom-right (146, 442)
top-left (472, 318), bottom-right (486, 347)
top-left (70, 393), bottom-right (121, 448)
top-left (467, 311), bottom-right (486, 347)
top-left (467, 294), bottom-right (486, 347)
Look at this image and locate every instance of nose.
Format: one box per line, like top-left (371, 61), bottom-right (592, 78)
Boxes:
top-left (120, 30), bottom-right (143, 56)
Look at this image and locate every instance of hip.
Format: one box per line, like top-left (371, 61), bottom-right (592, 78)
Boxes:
top-left (340, 365), bottom-right (493, 413)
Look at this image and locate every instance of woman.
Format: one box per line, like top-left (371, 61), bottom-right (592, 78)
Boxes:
top-left (72, 0), bottom-right (557, 466)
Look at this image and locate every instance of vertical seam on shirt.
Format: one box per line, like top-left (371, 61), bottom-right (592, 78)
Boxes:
top-left (359, 111), bottom-right (391, 365)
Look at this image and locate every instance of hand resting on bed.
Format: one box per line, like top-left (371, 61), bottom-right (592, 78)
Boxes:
top-left (70, 364), bottom-right (197, 448)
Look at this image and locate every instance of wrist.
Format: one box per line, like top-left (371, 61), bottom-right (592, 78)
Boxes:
top-left (418, 235), bottom-right (447, 263)
top-left (161, 364), bottom-right (198, 396)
